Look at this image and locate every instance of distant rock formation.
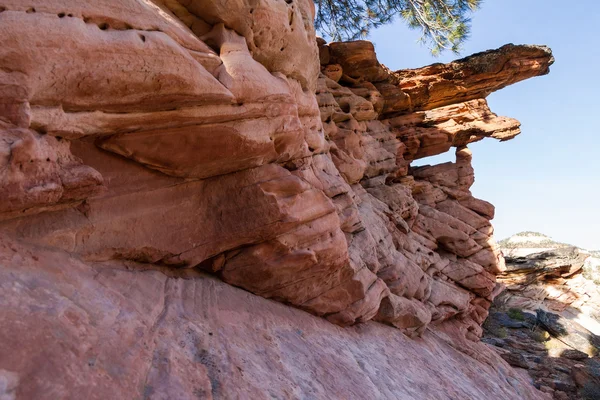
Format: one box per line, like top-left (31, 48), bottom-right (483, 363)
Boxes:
top-left (499, 232), bottom-right (574, 257)
top-left (497, 232), bottom-right (600, 318)
top-left (484, 234), bottom-right (600, 399)
top-left (0, 1), bottom-right (555, 398)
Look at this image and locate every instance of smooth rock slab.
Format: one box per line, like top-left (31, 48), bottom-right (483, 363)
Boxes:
top-left (0, 236), bottom-right (547, 399)
top-left (537, 309), bottom-right (600, 356)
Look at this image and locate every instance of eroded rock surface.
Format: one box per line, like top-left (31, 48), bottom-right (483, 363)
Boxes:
top-left (0, 1), bottom-right (554, 398)
top-left (496, 246), bottom-right (600, 343)
top-left (483, 307), bottom-right (600, 400)
top-left (483, 244), bottom-right (600, 399)
top-left (0, 235), bottom-right (546, 399)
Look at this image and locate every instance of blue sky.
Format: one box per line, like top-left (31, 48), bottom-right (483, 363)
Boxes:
top-left (361, 0), bottom-right (600, 249)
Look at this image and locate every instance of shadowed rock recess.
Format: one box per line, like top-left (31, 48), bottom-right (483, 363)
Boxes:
top-left (0, 1), bottom-right (554, 399)
top-left (483, 245), bottom-right (600, 399)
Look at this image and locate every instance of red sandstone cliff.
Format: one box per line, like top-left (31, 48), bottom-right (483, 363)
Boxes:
top-left (0, 1), bottom-right (555, 399)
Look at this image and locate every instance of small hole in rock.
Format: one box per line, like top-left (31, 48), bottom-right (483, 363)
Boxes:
top-left (68, 13), bottom-right (73, 17)
top-left (280, 47), bottom-right (285, 51)
top-left (99, 22), bottom-right (109, 30)
top-left (249, 8), bottom-right (254, 14)
top-left (26, 7), bottom-right (36, 13)
top-left (0, 6), bottom-right (6, 12)
top-left (46, 158), bottom-right (50, 162)
top-left (208, 332), bottom-right (213, 336)
top-left (285, 0), bottom-right (293, 3)
top-left (139, 34), bottom-right (146, 42)
top-left (58, 12), bottom-right (65, 18)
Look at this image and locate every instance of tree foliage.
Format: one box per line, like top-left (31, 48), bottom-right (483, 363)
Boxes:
top-left (314, 0), bottom-right (482, 55)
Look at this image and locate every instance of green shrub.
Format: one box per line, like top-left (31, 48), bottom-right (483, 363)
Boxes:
top-left (529, 329), bottom-right (549, 343)
top-left (482, 319), bottom-right (508, 338)
top-left (496, 327), bottom-right (508, 338)
top-left (507, 308), bottom-right (525, 321)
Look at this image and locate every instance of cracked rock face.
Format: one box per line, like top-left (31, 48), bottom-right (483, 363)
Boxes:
top-left (0, 1), bottom-right (554, 398)
top-left (483, 247), bottom-right (600, 399)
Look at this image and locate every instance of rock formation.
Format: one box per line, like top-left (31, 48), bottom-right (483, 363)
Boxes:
top-left (498, 247), bottom-right (600, 316)
top-left (483, 237), bottom-right (600, 399)
top-left (0, 1), bottom-right (555, 398)
top-left (497, 233), bottom-right (600, 334)
top-left (500, 232), bottom-right (580, 257)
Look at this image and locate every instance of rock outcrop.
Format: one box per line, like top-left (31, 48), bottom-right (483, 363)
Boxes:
top-left (483, 237), bottom-right (600, 399)
top-left (0, 1), bottom-right (555, 398)
top-left (500, 232), bottom-right (578, 257)
top-left (0, 235), bottom-right (547, 399)
top-left (497, 247), bottom-right (600, 316)
top-left (483, 307), bottom-right (600, 400)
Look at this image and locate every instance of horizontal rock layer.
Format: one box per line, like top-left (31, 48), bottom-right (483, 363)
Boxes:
top-left (497, 247), bottom-right (600, 320)
top-left (484, 246), bottom-right (600, 399)
top-left (0, 235), bottom-right (545, 399)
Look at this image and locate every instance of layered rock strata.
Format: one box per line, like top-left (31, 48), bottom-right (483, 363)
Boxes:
top-left (0, 1), bottom-right (554, 398)
top-left (0, 235), bottom-right (546, 399)
top-left (484, 248), bottom-right (600, 399)
top-left (497, 248), bottom-right (600, 318)
top-left (483, 308), bottom-right (600, 400)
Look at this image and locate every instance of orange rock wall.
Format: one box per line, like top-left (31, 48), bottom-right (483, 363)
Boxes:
top-left (0, 1), bottom-right (553, 398)
top-left (0, 0), bottom-right (554, 338)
